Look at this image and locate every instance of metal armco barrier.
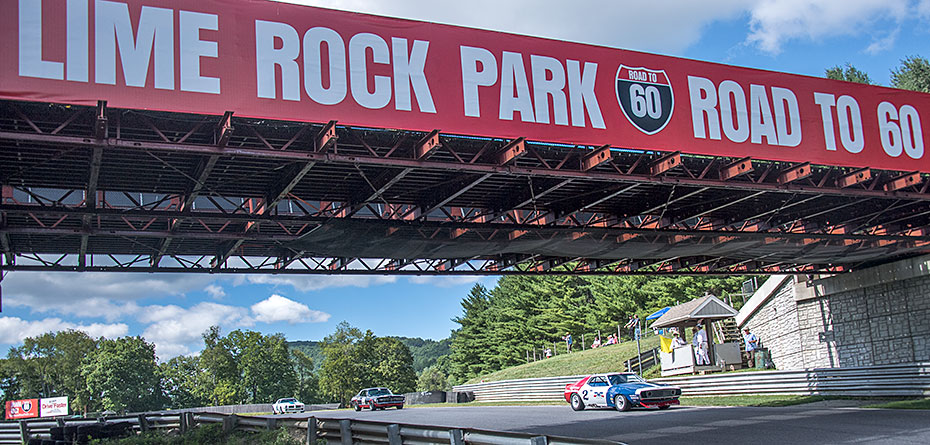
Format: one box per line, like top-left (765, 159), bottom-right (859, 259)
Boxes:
top-left (0, 411), bottom-right (622, 445)
top-left (453, 362), bottom-right (930, 402)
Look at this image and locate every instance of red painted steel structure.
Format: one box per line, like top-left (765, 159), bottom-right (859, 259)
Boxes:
top-left (1, 1), bottom-right (929, 277)
top-left (0, 100), bottom-right (928, 276)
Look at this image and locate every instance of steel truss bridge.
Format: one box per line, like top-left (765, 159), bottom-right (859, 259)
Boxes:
top-left (1, 99), bottom-right (929, 278)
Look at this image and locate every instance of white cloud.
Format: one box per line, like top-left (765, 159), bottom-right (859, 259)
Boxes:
top-left (746, 0), bottom-right (910, 54)
top-left (865, 28), bottom-right (900, 55)
top-left (0, 317), bottom-right (128, 344)
top-left (141, 302), bottom-right (254, 359)
top-left (205, 284), bottom-right (226, 299)
top-left (919, 0), bottom-right (930, 18)
top-left (2, 272), bottom-right (215, 319)
top-left (243, 275), bottom-right (397, 291)
top-left (278, 0), bottom-right (747, 54)
top-left (251, 294), bottom-right (331, 324)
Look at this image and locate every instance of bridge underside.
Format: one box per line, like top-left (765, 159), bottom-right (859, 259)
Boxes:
top-left (1, 100), bottom-right (929, 275)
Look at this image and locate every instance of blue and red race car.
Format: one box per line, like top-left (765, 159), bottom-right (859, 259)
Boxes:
top-left (564, 373), bottom-right (681, 412)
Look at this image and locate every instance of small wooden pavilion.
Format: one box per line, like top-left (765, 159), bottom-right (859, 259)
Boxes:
top-left (650, 294), bottom-right (741, 376)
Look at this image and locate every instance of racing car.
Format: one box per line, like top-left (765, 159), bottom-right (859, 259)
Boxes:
top-left (272, 397), bottom-right (305, 414)
top-left (564, 373), bottom-right (680, 412)
top-left (351, 387), bottom-right (405, 411)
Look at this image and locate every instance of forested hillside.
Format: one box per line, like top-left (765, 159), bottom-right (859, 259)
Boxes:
top-left (449, 275), bottom-right (749, 382)
top-left (288, 336), bottom-right (450, 372)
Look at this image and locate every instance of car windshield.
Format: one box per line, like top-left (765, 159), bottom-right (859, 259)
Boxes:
top-left (607, 374), bottom-right (646, 385)
top-left (369, 388), bottom-right (392, 396)
top-left (279, 398), bottom-right (297, 403)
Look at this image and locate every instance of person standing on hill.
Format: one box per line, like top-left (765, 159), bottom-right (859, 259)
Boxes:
top-left (563, 332), bottom-right (573, 353)
top-left (743, 328), bottom-right (759, 367)
top-left (692, 325), bottom-right (709, 365)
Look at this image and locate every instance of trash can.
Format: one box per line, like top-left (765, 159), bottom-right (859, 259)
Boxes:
top-left (754, 350), bottom-right (772, 369)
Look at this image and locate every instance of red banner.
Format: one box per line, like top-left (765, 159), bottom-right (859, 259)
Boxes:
top-left (5, 399), bottom-right (38, 420)
top-left (1, 0), bottom-right (929, 172)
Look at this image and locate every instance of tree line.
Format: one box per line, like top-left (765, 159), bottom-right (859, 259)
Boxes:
top-left (0, 323), bottom-right (423, 416)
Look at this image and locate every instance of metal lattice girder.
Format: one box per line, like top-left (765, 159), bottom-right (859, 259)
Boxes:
top-left (2, 100), bottom-right (930, 275)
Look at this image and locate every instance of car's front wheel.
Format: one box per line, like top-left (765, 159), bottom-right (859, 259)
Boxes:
top-left (570, 393), bottom-right (585, 411)
top-left (614, 395), bottom-right (631, 412)
top-left (658, 404), bottom-right (671, 410)
top-left (354, 402), bottom-right (361, 412)
top-left (397, 405), bottom-right (404, 410)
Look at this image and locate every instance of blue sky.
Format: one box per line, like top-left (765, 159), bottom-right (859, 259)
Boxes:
top-left (2, 0), bottom-right (929, 360)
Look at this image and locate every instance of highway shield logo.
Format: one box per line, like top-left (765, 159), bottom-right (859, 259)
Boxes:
top-left (616, 66), bottom-right (674, 135)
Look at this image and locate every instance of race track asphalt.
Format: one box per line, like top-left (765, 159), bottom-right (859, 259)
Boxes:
top-left (283, 403), bottom-right (930, 445)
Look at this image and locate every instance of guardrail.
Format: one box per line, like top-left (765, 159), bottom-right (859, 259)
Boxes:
top-left (0, 411), bottom-right (622, 445)
top-left (453, 362), bottom-right (930, 402)
top-left (624, 348), bottom-right (659, 374)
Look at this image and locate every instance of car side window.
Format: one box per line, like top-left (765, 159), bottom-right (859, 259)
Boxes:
top-left (589, 376), bottom-right (608, 387)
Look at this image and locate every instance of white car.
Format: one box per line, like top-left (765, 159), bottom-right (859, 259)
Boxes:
top-left (272, 397), bottom-right (305, 414)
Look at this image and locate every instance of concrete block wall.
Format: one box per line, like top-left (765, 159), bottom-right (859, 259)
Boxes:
top-left (741, 255), bottom-right (930, 370)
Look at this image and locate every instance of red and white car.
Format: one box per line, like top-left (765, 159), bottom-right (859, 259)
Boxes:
top-left (564, 373), bottom-right (681, 412)
top-left (351, 387), bottom-right (405, 411)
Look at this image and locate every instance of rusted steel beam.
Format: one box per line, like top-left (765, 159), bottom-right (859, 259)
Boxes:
top-left (415, 130), bottom-right (442, 160)
top-left (836, 167), bottom-right (871, 188)
top-left (496, 138), bottom-right (527, 165)
top-left (777, 162), bottom-right (812, 184)
top-left (581, 145), bottom-right (611, 171)
top-left (649, 152), bottom-right (680, 176)
top-left (719, 157), bottom-right (753, 181)
top-left (884, 171), bottom-right (922, 192)
top-left (316, 120), bottom-right (337, 152)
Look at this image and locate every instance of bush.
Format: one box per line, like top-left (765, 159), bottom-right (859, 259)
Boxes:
top-left (89, 423), bottom-right (302, 445)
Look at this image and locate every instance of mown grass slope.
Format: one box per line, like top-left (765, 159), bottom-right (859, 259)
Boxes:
top-left (466, 335), bottom-right (661, 384)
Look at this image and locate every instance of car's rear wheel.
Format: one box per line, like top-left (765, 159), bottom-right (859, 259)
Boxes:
top-left (570, 393), bottom-right (585, 411)
top-left (354, 403), bottom-right (361, 412)
top-left (658, 405), bottom-right (671, 410)
top-left (614, 395), bottom-right (631, 412)
top-left (397, 405), bottom-right (404, 410)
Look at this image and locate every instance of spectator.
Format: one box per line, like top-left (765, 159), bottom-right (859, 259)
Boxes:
top-left (624, 315), bottom-right (639, 340)
top-left (743, 328), bottom-right (759, 367)
top-left (544, 348), bottom-right (553, 358)
top-left (605, 334), bottom-right (616, 345)
top-left (563, 333), bottom-right (573, 353)
top-left (671, 332), bottom-right (687, 348)
top-left (591, 337), bottom-right (601, 349)
top-left (692, 325), bottom-right (710, 365)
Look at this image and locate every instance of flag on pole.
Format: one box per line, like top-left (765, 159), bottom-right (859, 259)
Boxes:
top-left (659, 335), bottom-right (673, 353)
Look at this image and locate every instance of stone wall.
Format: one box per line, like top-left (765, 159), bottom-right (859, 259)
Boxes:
top-left (742, 276), bottom-right (803, 370)
top-left (740, 255), bottom-right (930, 370)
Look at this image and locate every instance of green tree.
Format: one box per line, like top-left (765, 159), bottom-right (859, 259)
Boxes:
top-left (370, 337), bottom-right (417, 394)
top-left (160, 355), bottom-right (208, 409)
top-left (199, 326), bottom-right (243, 405)
top-left (83, 336), bottom-right (166, 412)
top-left (318, 322), bottom-right (365, 406)
top-left (449, 284), bottom-right (495, 381)
top-left (199, 327), bottom-right (298, 405)
top-left (825, 63), bottom-right (872, 84)
top-left (291, 349), bottom-right (322, 403)
top-left (891, 56), bottom-right (930, 93)
top-left (0, 330), bottom-right (99, 414)
top-left (416, 365), bottom-right (450, 392)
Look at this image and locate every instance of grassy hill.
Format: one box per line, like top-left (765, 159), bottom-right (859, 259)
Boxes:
top-left (466, 335), bottom-right (660, 384)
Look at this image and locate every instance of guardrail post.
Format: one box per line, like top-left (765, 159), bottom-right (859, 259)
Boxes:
top-left (305, 416), bottom-right (317, 445)
top-left (530, 436), bottom-right (548, 445)
top-left (449, 429), bottom-right (465, 445)
top-left (339, 419), bottom-right (352, 445)
top-left (387, 423), bottom-right (401, 445)
top-left (18, 420), bottom-right (27, 445)
top-left (266, 417), bottom-right (277, 430)
top-left (223, 414), bottom-right (238, 434)
top-left (138, 414), bottom-right (150, 432)
top-left (179, 412), bottom-right (188, 434)
top-left (185, 412), bottom-right (196, 431)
